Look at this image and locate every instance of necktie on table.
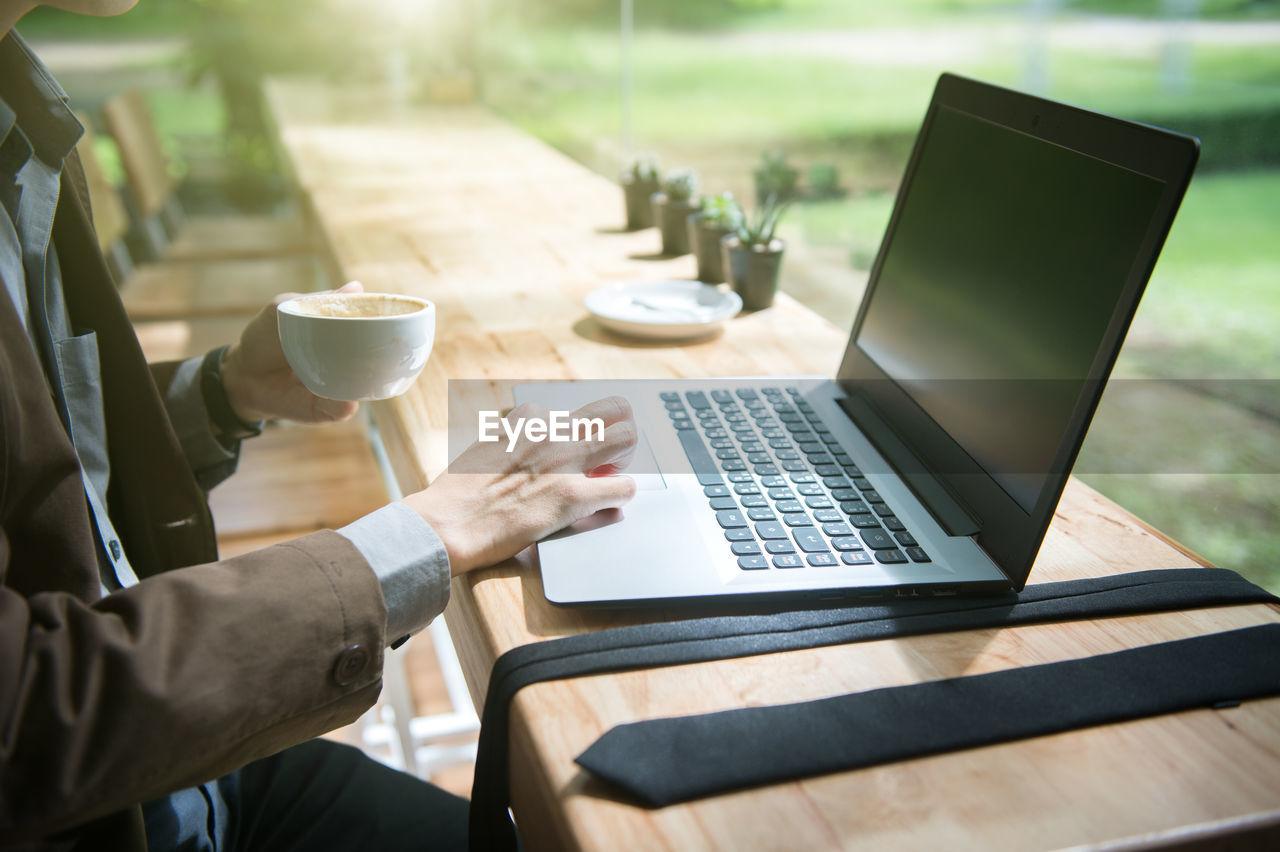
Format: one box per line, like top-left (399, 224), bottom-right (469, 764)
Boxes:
top-left (576, 623), bottom-right (1280, 807)
top-left (469, 568), bottom-right (1278, 851)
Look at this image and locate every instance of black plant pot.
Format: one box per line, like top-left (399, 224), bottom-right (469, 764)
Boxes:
top-left (652, 193), bottom-right (699, 256)
top-left (621, 176), bottom-right (660, 230)
top-left (688, 218), bottom-right (732, 283)
top-left (722, 235), bottom-right (785, 311)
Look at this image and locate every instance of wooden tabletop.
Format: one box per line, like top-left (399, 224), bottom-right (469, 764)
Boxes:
top-left (266, 80), bottom-right (1280, 851)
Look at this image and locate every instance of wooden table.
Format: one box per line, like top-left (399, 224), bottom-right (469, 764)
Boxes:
top-left (266, 81), bottom-right (1280, 851)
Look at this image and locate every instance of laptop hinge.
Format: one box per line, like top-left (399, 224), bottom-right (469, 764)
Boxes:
top-left (837, 395), bottom-right (982, 538)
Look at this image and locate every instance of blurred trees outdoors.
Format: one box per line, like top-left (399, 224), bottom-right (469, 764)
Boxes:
top-left (19, 0), bottom-right (1280, 588)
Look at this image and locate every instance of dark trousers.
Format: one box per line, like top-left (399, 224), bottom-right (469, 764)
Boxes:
top-left (143, 739), bottom-right (469, 851)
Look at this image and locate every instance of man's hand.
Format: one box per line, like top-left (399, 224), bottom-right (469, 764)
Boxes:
top-left (220, 281), bottom-right (364, 424)
top-left (403, 396), bottom-right (639, 575)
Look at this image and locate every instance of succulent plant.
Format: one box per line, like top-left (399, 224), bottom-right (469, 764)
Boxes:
top-left (692, 191), bottom-right (741, 229)
top-left (661, 167), bottom-right (699, 203)
top-left (625, 153), bottom-right (660, 185)
top-left (735, 193), bottom-right (789, 248)
top-left (808, 162), bottom-right (840, 195)
top-left (753, 149), bottom-right (798, 203)
top-left (759, 148), bottom-right (792, 174)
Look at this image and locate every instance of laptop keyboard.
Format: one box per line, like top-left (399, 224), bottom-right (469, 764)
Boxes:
top-left (664, 386), bottom-right (932, 571)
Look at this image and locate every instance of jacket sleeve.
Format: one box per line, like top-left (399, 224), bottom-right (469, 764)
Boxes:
top-left (0, 529), bottom-right (389, 843)
top-left (149, 357), bottom-right (244, 492)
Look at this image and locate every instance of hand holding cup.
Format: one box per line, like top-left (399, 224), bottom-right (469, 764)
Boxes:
top-left (276, 288), bottom-right (436, 402)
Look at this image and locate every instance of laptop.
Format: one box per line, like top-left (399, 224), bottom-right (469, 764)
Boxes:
top-left (517, 73), bottom-right (1198, 607)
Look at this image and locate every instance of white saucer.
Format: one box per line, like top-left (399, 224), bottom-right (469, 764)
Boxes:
top-left (584, 280), bottom-right (742, 340)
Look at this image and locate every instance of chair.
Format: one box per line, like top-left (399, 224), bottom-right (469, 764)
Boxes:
top-left (101, 89), bottom-right (315, 263)
top-left (75, 117), bottom-right (325, 321)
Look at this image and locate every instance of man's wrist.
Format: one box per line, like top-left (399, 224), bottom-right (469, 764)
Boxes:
top-left (201, 345), bottom-right (264, 441)
top-left (339, 503), bottom-right (452, 642)
top-left (217, 343), bottom-right (266, 423)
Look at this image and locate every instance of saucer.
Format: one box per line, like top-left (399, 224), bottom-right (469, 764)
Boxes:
top-left (584, 280), bottom-right (742, 340)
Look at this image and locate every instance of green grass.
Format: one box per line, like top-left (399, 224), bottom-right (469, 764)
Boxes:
top-left (1043, 45), bottom-right (1280, 122)
top-left (15, 3), bottom-right (196, 40)
top-left (688, 0), bottom-right (1022, 30)
top-left (481, 24), bottom-right (1280, 166)
top-left (1195, 41), bottom-right (1280, 87)
top-left (481, 26), bottom-right (971, 150)
top-left (1126, 170), bottom-right (1280, 380)
top-left (1077, 474), bottom-right (1280, 588)
top-left (1078, 170), bottom-right (1280, 590)
top-left (782, 192), bottom-right (896, 266)
top-left (146, 87), bottom-right (226, 139)
top-left (1072, 0), bottom-right (1280, 19)
top-left (774, 171), bottom-right (1280, 384)
top-left (496, 0), bottom-right (1280, 31)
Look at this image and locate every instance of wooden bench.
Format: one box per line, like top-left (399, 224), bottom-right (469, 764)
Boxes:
top-left (101, 89), bottom-right (315, 263)
top-left (76, 116), bottom-right (324, 321)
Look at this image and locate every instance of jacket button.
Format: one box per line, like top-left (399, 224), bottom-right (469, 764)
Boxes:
top-left (332, 644), bottom-right (371, 687)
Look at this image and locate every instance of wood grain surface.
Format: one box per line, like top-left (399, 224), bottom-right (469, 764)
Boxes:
top-left (267, 81), bottom-right (1280, 851)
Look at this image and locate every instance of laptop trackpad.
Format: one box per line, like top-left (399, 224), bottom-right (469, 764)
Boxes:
top-left (629, 431), bottom-right (666, 490)
top-left (597, 423), bottom-right (664, 491)
top-left (512, 381), bottom-right (666, 490)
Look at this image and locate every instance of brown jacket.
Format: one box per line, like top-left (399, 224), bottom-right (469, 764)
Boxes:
top-left (0, 148), bottom-right (389, 845)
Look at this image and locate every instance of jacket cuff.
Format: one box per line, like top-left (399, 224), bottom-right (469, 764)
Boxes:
top-left (163, 356), bottom-right (241, 490)
top-left (338, 502), bottom-right (451, 644)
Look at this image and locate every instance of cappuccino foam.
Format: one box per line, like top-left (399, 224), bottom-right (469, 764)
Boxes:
top-left (290, 294), bottom-right (422, 318)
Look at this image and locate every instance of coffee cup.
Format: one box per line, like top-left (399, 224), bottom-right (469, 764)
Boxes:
top-left (277, 292), bottom-right (435, 401)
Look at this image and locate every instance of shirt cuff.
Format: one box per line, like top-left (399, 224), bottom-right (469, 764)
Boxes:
top-left (339, 501), bottom-right (452, 643)
top-left (166, 356), bottom-right (241, 487)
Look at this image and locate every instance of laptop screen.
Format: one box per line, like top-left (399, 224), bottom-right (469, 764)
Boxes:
top-left (852, 104), bottom-right (1166, 512)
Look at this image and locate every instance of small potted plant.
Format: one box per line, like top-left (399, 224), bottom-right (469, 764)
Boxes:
top-left (620, 154), bottom-right (660, 230)
top-left (806, 162), bottom-right (845, 200)
top-left (753, 149), bottom-right (798, 207)
top-left (686, 191), bottom-right (739, 283)
top-left (651, 167), bottom-right (700, 256)
top-left (721, 193), bottom-right (789, 311)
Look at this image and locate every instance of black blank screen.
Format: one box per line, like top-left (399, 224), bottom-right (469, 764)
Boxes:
top-left (855, 106), bottom-right (1165, 511)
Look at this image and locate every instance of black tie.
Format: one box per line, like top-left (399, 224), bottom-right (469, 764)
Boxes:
top-left (469, 568), bottom-right (1277, 851)
top-left (576, 623), bottom-right (1280, 806)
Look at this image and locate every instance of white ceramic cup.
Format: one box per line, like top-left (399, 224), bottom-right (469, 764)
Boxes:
top-left (277, 292), bottom-right (435, 402)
